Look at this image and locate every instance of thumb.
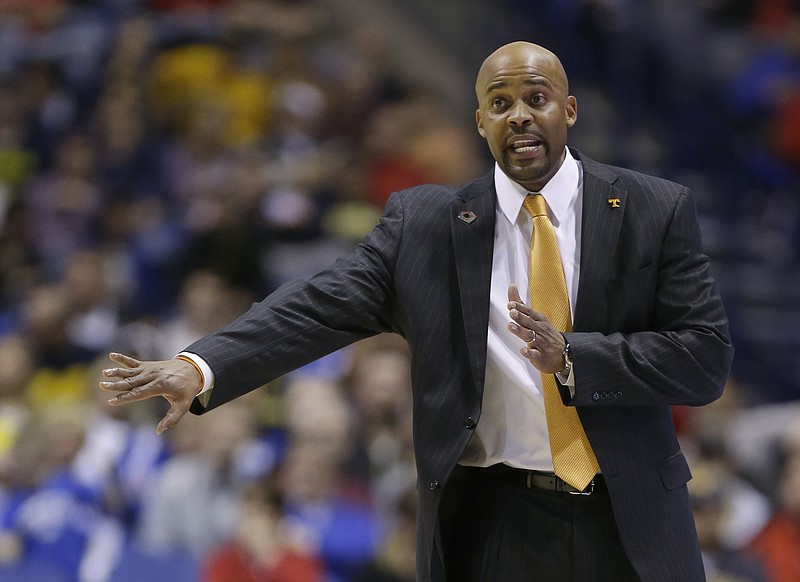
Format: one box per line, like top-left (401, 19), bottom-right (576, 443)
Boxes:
top-left (508, 284), bottom-right (524, 305)
top-left (156, 399), bottom-right (191, 435)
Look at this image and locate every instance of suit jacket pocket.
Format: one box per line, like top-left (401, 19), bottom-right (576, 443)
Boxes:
top-left (657, 451), bottom-right (692, 490)
top-left (604, 262), bottom-right (658, 331)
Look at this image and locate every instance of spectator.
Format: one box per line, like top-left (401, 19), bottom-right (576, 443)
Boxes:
top-left (201, 475), bottom-right (323, 582)
top-left (154, 269), bottom-right (252, 359)
top-left (23, 131), bottom-right (103, 277)
top-left (689, 460), bottom-right (769, 582)
top-left (748, 436), bottom-right (800, 582)
top-left (71, 358), bottom-right (167, 529)
top-left (278, 442), bottom-right (378, 582)
top-left (0, 408), bottom-right (124, 582)
top-left (353, 485), bottom-right (416, 582)
top-left (0, 335), bottom-right (33, 461)
top-left (61, 250), bottom-right (122, 354)
top-left (340, 334), bottom-right (416, 516)
top-left (135, 394), bottom-right (270, 557)
top-left (21, 283), bottom-right (96, 408)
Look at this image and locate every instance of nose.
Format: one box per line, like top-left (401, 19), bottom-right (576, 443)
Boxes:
top-left (507, 99), bottom-right (532, 127)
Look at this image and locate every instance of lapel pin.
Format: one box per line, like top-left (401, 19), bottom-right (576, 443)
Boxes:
top-left (458, 210), bottom-right (477, 224)
top-left (607, 198), bottom-right (621, 208)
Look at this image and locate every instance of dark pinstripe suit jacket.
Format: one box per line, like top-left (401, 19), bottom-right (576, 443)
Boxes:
top-left (188, 149), bottom-right (733, 582)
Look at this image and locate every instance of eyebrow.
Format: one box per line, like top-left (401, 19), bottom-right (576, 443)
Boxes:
top-left (485, 77), bottom-right (555, 93)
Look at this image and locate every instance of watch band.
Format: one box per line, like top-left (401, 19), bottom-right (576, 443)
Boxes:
top-left (559, 334), bottom-right (573, 377)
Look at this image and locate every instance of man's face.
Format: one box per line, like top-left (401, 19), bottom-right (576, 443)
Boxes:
top-left (475, 43), bottom-right (576, 192)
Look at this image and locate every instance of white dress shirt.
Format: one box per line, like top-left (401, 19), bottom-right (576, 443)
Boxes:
top-left (182, 148), bottom-right (584, 470)
top-left (459, 147), bottom-right (583, 470)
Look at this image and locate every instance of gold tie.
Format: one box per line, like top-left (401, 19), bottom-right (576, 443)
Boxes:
top-left (524, 193), bottom-right (599, 490)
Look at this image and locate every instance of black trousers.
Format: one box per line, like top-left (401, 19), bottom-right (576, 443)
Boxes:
top-left (438, 465), bottom-right (641, 582)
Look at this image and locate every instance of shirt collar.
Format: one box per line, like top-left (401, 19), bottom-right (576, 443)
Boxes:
top-left (494, 147), bottom-right (580, 226)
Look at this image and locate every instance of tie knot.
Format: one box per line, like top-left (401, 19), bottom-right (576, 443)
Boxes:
top-left (523, 193), bottom-right (548, 218)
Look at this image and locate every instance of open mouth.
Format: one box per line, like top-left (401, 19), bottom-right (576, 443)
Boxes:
top-left (508, 136), bottom-right (544, 157)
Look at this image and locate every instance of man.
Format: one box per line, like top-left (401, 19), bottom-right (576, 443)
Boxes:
top-left (101, 42), bottom-right (733, 581)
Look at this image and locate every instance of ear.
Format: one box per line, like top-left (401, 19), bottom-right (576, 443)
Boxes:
top-left (475, 109), bottom-right (486, 138)
top-left (566, 96), bottom-right (577, 128)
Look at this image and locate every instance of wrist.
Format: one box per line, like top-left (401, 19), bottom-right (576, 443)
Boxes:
top-left (174, 355), bottom-right (205, 395)
top-left (558, 335), bottom-right (573, 377)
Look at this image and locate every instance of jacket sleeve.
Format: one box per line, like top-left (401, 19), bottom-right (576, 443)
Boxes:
top-left (566, 188), bottom-right (733, 407)
top-left (187, 192), bottom-right (405, 414)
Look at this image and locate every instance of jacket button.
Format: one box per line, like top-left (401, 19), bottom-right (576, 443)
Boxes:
top-left (429, 480), bottom-right (440, 490)
top-left (465, 417), bottom-right (476, 430)
top-left (592, 392), bottom-right (601, 401)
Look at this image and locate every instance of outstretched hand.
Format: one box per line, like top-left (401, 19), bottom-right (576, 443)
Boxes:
top-left (506, 284), bottom-right (567, 374)
top-left (99, 352), bottom-right (203, 435)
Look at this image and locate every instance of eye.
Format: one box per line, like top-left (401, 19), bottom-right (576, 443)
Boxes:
top-left (490, 97), bottom-right (506, 109)
top-left (531, 94), bottom-right (546, 105)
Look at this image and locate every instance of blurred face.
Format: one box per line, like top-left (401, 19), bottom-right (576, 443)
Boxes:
top-left (57, 134), bottom-right (95, 178)
top-left (692, 502), bottom-right (722, 550)
top-left (199, 402), bottom-right (255, 462)
top-left (351, 351), bottom-right (410, 418)
top-left (279, 445), bottom-right (335, 504)
top-left (475, 42), bottom-right (576, 192)
top-left (64, 251), bottom-right (107, 308)
top-left (22, 286), bottom-right (70, 344)
top-left (0, 336), bottom-right (33, 398)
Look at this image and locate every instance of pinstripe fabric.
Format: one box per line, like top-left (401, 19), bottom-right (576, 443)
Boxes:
top-left (525, 194), bottom-right (599, 490)
top-left (185, 149), bottom-right (732, 582)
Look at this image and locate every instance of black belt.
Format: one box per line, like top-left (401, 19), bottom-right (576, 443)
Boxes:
top-left (465, 464), bottom-right (603, 495)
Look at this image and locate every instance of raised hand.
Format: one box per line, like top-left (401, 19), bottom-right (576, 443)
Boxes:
top-left (506, 284), bottom-right (567, 374)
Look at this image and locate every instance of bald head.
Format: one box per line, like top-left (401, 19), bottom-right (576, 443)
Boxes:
top-left (473, 41), bottom-right (576, 192)
top-left (475, 42), bottom-right (569, 101)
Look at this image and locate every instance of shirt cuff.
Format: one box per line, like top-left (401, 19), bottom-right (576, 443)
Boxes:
top-left (556, 365), bottom-right (576, 398)
top-left (175, 351), bottom-right (215, 407)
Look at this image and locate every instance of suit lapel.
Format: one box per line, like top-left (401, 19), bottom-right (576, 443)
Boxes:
top-left (451, 171), bottom-right (496, 397)
top-left (573, 152), bottom-right (626, 331)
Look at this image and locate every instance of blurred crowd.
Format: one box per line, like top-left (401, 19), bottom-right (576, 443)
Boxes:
top-left (0, 0), bottom-right (795, 581)
top-left (0, 0), bottom-right (481, 580)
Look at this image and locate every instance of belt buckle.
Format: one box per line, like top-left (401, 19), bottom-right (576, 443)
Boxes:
top-left (568, 480), bottom-right (594, 496)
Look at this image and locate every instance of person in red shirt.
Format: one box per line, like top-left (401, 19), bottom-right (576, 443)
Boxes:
top-left (201, 476), bottom-right (323, 582)
top-left (748, 450), bottom-right (800, 582)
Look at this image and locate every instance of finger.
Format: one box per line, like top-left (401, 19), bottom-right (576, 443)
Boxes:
top-left (520, 344), bottom-right (544, 365)
top-left (99, 376), bottom-right (146, 393)
top-left (101, 366), bottom-right (138, 379)
top-left (509, 308), bottom-right (541, 331)
top-left (108, 352), bottom-right (142, 369)
top-left (507, 321), bottom-right (536, 343)
top-left (156, 399), bottom-right (191, 435)
top-left (99, 366), bottom-right (150, 392)
top-left (506, 285), bottom-right (538, 320)
top-left (508, 284), bottom-right (524, 305)
top-left (106, 381), bottom-right (159, 405)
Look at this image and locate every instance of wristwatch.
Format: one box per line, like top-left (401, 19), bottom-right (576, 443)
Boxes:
top-left (559, 335), bottom-right (573, 378)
